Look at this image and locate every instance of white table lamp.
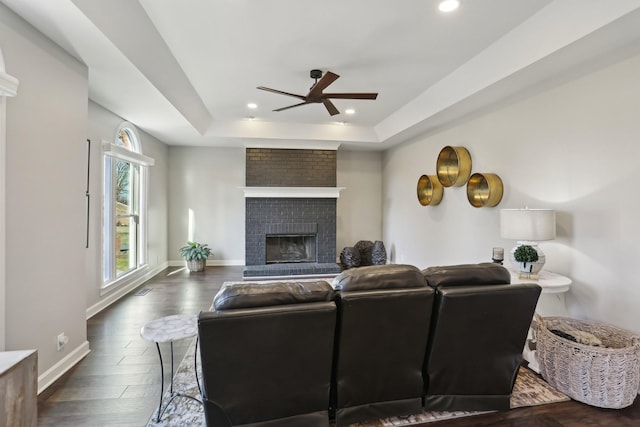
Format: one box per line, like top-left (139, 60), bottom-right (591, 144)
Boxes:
top-left (500, 208), bottom-right (556, 276)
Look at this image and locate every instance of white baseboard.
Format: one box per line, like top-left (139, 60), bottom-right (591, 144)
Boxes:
top-left (168, 259), bottom-right (245, 267)
top-left (88, 260), bottom-right (243, 318)
top-left (86, 262), bottom-right (168, 319)
top-left (208, 259), bottom-right (245, 266)
top-left (38, 340), bottom-right (90, 394)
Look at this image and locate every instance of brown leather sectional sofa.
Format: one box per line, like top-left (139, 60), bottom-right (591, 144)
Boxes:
top-left (197, 263), bottom-right (541, 427)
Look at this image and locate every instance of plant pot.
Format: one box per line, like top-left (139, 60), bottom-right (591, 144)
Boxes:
top-left (510, 243), bottom-right (546, 275)
top-left (186, 259), bottom-right (205, 272)
top-left (518, 262), bottom-right (535, 274)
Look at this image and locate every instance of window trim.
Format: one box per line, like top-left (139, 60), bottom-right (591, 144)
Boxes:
top-left (102, 141), bottom-right (155, 167)
top-left (101, 123), bottom-right (153, 291)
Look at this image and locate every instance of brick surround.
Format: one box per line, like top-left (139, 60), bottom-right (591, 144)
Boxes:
top-left (246, 148), bottom-right (336, 187)
top-left (244, 148), bottom-right (341, 278)
top-left (245, 198), bottom-right (337, 266)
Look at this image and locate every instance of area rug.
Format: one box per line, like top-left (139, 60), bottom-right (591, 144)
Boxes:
top-left (146, 339), bottom-right (569, 427)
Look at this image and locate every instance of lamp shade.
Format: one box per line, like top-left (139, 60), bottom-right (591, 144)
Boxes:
top-left (500, 209), bottom-right (556, 241)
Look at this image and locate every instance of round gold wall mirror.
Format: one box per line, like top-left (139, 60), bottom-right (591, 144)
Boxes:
top-left (466, 173), bottom-right (503, 208)
top-left (417, 175), bottom-right (444, 206)
top-left (436, 146), bottom-right (472, 187)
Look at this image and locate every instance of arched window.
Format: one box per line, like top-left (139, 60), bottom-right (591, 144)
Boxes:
top-left (102, 123), bottom-right (154, 287)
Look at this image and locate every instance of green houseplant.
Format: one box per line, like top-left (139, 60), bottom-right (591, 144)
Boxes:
top-left (178, 241), bottom-right (212, 272)
top-left (513, 244), bottom-right (539, 274)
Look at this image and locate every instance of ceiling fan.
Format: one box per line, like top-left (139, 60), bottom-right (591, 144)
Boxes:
top-left (257, 69), bottom-right (378, 116)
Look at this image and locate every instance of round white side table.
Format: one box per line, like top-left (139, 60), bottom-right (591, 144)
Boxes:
top-left (140, 313), bottom-right (201, 422)
top-left (510, 270), bottom-right (572, 373)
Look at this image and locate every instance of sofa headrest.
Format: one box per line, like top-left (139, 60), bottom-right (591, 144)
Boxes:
top-left (422, 263), bottom-right (511, 288)
top-left (213, 280), bottom-right (335, 310)
top-left (332, 264), bottom-right (426, 292)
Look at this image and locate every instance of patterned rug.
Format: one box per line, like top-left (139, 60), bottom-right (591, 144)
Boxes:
top-left (146, 339), bottom-right (569, 427)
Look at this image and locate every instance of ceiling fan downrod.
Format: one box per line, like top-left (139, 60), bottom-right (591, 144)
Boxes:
top-left (310, 69), bottom-right (323, 87)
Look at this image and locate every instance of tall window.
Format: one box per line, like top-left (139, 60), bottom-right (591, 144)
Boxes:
top-left (103, 123), bottom-right (153, 287)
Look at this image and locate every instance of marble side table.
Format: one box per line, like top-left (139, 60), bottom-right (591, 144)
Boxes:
top-left (140, 313), bottom-right (201, 422)
top-left (510, 270), bottom-right (572, 373)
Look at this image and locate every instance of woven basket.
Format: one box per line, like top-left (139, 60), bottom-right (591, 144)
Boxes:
top-left (186, 259), bottom-right (205, 272)
top-left (536, 316), bottom-right (640, 409)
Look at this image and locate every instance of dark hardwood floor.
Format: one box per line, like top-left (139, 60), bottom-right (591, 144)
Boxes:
top-left (37, 266), bottom-right (640, 426)
top-left (38, 266), bottom-right (241, 426)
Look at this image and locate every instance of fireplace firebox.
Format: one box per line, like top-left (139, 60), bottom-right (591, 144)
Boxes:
top-left (266, 234), bottom-right (317, 264)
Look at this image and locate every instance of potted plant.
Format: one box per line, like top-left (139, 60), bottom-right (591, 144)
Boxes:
top-left (513, 244), bottom-right (539, 274)
top-left (178, 241), bottom-right (212, 272)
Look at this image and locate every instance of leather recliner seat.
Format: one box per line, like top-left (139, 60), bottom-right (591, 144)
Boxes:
top-left (198, 280), bottom-right (337, 427)
top-left (422, 263), bottom-right (542, 411)
top-left (197, 263), bottom-right (542, 426)
top-left (331, 264), bottom-right (435, 426)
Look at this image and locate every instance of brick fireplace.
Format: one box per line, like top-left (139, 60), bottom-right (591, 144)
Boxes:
top-left (243, 148), bottom-right (342, 278)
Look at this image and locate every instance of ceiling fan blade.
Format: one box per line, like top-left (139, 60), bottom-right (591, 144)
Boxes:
top-left (322, 99), bottom-right (340, 116)
top-left (257, 86), bottom-right (306, 101)
top-left (308, 71), bottom-right (340, 98)
top-left (273, 101), bottom-right (311, 112)
top-left (322, 93), bottom-right (378, 100)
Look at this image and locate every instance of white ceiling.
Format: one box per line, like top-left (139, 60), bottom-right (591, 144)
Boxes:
top-left (3, 0), bottom-right (640, 149)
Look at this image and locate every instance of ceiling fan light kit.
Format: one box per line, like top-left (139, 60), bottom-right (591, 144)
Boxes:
top-left (257, 69), bottom-right (378, 116)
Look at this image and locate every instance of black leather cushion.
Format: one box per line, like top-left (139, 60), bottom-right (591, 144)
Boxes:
top-left (213, 280), bottom-right (335, 310)
top-left (199, 301), bottom-right (336, 427)
top-left (332, 264), bottom-right (426, 292)
top-left (423, 283), bottom-right (541, 411)
top-left (422, 263), bottom-right (510, 288)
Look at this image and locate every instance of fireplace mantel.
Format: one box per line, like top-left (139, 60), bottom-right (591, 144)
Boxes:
top-left (242, 187), bottom-right (345, 198)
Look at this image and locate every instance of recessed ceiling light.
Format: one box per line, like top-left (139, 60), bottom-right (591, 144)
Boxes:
top-left (247, 102), bottom-right (257, 109)
top-left (345, 108), bottom-right (355, 115)
top-left (336, 121), bottom-right (346, 126)
top-left (438, 0), bottom-right (460, 13)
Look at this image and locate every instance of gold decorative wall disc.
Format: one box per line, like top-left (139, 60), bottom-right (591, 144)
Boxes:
top-left (417, 174), bottom-right (444, 206)
top-left (466, 173), bottom-right (503, 208)
top-left (436, 146), bottom-right (472, 187)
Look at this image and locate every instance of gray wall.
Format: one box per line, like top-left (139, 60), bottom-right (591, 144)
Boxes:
top-left (85, 101), bottom-right (169, 309)
top-left (168, 146), bottom-right (246, 265)
top-left (167, 147), bottom-right (383, 265)
top-left (337, 150), bottom-right (383, 250)
top-left (1, 4), bottom-right (89, 377)
top-left (0, 6), bottom-right (170, 386)
top-left (382, 51), bottom-right (640, 334)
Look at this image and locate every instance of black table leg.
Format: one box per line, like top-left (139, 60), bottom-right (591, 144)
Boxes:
top-left (153, 339), bottom-right (203, 423)
top-left (154, 342), bottom-right (164, 422)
